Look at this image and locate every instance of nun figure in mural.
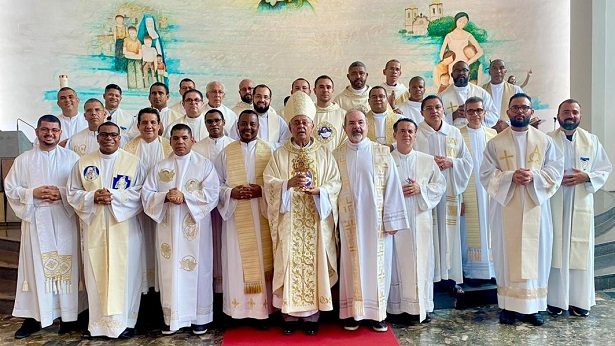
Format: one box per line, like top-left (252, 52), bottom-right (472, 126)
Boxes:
top-left (138, 14), bottom-right (168, 86)
top-left (439, 12), bottom-right (484, 82)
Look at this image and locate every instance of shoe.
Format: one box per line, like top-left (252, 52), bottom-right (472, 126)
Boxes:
top-left (523, 313), bottom-right (544, 326)
top-left (547, 305), bottom-right (563, 316)
top-left (161, 324), bottom-right (177, 335)
top-left (304, 321), bottom-right (319, 336)
top-left (81, 330), bottom-right (92, 339)
top-left (499, 309), bottom-right (516, 325)
top-left (58, 320), bottom-right (80, 335)
top-left (117, 327), bottom-right (135, 339)
top-left (343, 318), bottom-right (360, 331)
top-left (371, 320), bottom-right (388, 332)
top-left (282, 321), bottom-right (299, 335)
top-left (192, 324), bottom-right (208, 335)
top-left (451, 284), bottom-right (465, 297)
top-left (14, 318), bottom-right (41, 339)
top-left (569, 306), bottom-right (590, 317)
top-left (422, 313), bottom-right (432, 323)
top-left (252, 318), bottom-right (271, 331)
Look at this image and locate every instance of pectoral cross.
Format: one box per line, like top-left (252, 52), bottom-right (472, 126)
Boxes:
top-left (500, 150), bottom-right (514, 170)
top-left (447, 102), bottom-right (458, 114)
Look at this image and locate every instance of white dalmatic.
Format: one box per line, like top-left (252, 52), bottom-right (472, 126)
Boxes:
top-left (415, 121), bottom-right (473, 283)
top-left (547, 129), bottom-right (612, 311)
top-left (142, 151), bottom-right (219, 331)
top-left (5, 146), bottom-right (87, 327)
top-left (387, 150), bottom-right (445, 322)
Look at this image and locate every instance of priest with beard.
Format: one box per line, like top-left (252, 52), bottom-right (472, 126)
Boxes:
top-left (480, 93), bottom-right (563, 326)
top-left (334, 61), bottom-right (371, 114)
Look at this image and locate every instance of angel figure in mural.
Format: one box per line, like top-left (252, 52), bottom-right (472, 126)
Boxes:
top-left (123, 26), bottom-right (145, 89)
top-left (138, 14), bottom-right (168, 86)
top-left (439, 12), bottom-right (483, 82)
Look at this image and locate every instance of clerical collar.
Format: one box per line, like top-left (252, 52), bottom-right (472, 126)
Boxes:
top-left (207, 103), bottom-right (221, 109)
top-left (175, 151), bottom-right (191, 161)
top-left (396, 148), bottom-right (414, 157)
top-left (209, 135), bottom-right (226, 143)
top-left (61, 112), bottom-right (80, 119)
top-left (453, 85), bottom-right (469, 92)
top-left (347, 137), bottom-right (370, 150)
top-left (373, 111), bottom-right (387, 117)
top-left (291, 138), bottom-right (313, 148)
top-left (99, 150), bottom-right (119, 160)
top-left (349, 85), bottom-right (368, 95)
top-left (490, 82), bottom-right (504, 89)
top-left (467, 126), bottom-right (481, 132)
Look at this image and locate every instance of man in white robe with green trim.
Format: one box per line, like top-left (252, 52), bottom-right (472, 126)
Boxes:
top-left (335, 109), bottom-right (408, 332)
top-left (68, 121), bottom-right (146, 339)
top-left (547, 99), bottom-right (612, 317)
top-left (480, 93), bottom-right (563, 326)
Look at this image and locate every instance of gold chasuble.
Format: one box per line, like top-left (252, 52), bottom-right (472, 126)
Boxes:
top-left (78, 150), bottom-right (139, 315)
top-left (549, 128), bottom-right (594, 270)
top-left (460, 126), bottom-right (497, 259)
top-left (366, 110), bottom-right (398, 145)
top-left (124, 136), bottom-right (173, 158)
top-left (483, 82), bottom-right (517, 121)
top-left (264, 140), bottom-right (340, 314)
top-left (491, 127), bottom-right (550, 281)
top-left (226, 139), bottom-right (273, 294)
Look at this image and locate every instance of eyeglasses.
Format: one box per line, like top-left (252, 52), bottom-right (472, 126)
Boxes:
top-left (423, 105), bottom-right (443, 112)
top-left (184, 98), bottom-right (202, 104)
top-left (38, 127), bottom-right (61, 134)
top-left (206, 118), bottom-right (223, 124)
top-left (509, 105), bottom-right (532, 112)
top-left (98, 132), bottom-right (120, 139)
top-left (465, 108), bottom-right (484, 115)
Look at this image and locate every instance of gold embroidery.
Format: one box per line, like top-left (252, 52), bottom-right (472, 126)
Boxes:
top-left (183, 214), bottom-right (198, 240)
top-left (446, 137), bottom-right (458, 157)
top-left (247, 298), bottom-right (256, 310)
top-left (315, 121), bottom-right (336, 144)
top-left (158, 168), bottom-right (175, 183)
top-left (499, 150), bottom-right (515, 170)
top-left (528, 145), bottom-right (542, 165)
top-left (185, 179), bottom-right (199, 193)
top-left (497, 286), bottom-right (548, 299)
top-left (160, 243), bottom-right (172, 259)
top-left (180, 255), bottom-right (197, 271)
top-left (231, 298), bottom-right (240, 310)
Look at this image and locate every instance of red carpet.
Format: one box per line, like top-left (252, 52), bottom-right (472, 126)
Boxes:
top-left (222, 323), bottom-right (399, 346)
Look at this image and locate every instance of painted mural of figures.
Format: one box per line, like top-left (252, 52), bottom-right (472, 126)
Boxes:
top-left (141, 35), bottom-right (158, 87)
top-left (138, 14), bottom-right (168, 86)
top-left (439, 12), bottom-right (484, 82)
top-left (434, 50), bottom-right (455, 93)
top-left (112, 14), bottom-right (128, 71)
top-left (123, 26), bottom-right (145, 89)
top-left (156, 54), bottom-right (167, 83)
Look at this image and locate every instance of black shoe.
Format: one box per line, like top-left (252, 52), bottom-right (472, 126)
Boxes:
top-left (371, 320), bottom-right (388, 332)
top-left (117, 327), bottom-right (135, 339)
top-left (423, 313), bottom-right (432, 323)
top-left (523, 313), bottom-right (544, 326)
top-left (547, 305), bottom-right (563, 316)
top-left (499, 309), bottom-right (516, 325)
top-left (304, 321), bottom-right (319, 336)
top-left (81, 330), bottom-right (92, 339)
top-left (161, 324), bottom-right (177, 335)
top-left (58, 320), bottom-right (80, 335)
top-left (192, 324), bottom-right (208, 335)
top-left (343, 318), bottom-right (360, 331)
top-left (14, 318), bottom-right (41, 339)
top-left (569, 306), bottom-right (590, 317)
top-left (282, 321), bottom-right (299, 335)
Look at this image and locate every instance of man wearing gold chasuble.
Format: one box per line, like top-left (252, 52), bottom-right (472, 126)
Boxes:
top-left (263, 91), bottom-right (341, 336)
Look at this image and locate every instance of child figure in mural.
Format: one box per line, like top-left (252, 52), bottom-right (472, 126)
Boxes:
top-left (439, 12), bottom-right (484, 83)
top-left (141, 35), bottom-right (158, 87)
top-left (433, 50), bottom-right (455, 93)
top-left (112, 14), bottom-right (127, 71)
top-left (123, 26), bottom-right (145, 89)
top-left (138, 14), bottom-right (168, 86)
top-left (155, 54), bottom-right (167, 83)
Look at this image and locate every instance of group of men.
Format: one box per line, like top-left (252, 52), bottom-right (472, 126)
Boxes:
top-left (4, 58), bottom-right (611, 341)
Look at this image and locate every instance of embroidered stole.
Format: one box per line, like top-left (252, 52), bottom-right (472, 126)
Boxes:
top-left (492, 127), bottom-right (547, 281)
top-left (78, 150), bottom-right (138, 315)
top-left (226, 139), bottom-right (273, 294)
top-left (460, 126), bottom-right (496, 260)
top-left (367, 110), bottom-right (397, 145)
top-left (549, 128), bottom-right (594, 270)
top-left (483, 82), bottom-right (516, 120)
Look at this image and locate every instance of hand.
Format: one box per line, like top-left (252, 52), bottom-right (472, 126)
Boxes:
top-left (452, 106), bottom-right (465, 120)
top-left (33, 186), bottom-right (61, 201)
top-left (434, 156), bottom-right (453, 171)
top-left (512, 168), bottom-right (533, 186)
top-left (303, 186), bottom-right (321, 196)
top-left (402, 180), bottom-right (420, 197)
top-left (247, 184), bottom-right (263, 198)
top-left (493, 119), bottom-right (509, 133)
top-left (384, 230), bottom-right (397, 235)
top-left (527, 69), bottom-right (533, 76)
top-left (165, 188), bottom-right (184, 205)
top-left (231, 185), bottom-right (259, 200)
top-left (58, 139), bottom-right (68, 148)
top-left (392, 107), bottom-right (402, 115)
top-left (562, 168), bottom-right (589, 187)
top-left (287, 173), bottom-right (310, 190)
top-left (387, 91), bottom-right (396, 109)
top-left (94, 188), bottom-right (112, 205)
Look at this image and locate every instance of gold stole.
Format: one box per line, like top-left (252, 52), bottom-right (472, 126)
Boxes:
top-left (124, 136), bottom-right (173, 158)
top-left (78, 150), bottom-right (138, 315)
top-left (226, 139), bottom-right (273, 293)
top-left (492, 127), bottom-right (547, 281)
top-left (366, 110), bottom-right (397, 145)
top-left (549, 128), bottom-right (594, 270)
top-left (483, 82), bottom-right (517, 121)
top-left (334, 142), bottom-right (388, 317)
top-left (460, 126), bottom-right (496, 260)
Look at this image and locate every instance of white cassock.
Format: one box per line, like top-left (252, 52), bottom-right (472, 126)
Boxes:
top-left (438, 84), bottom-right (498, 127)
top-left (215, 140), bottom-right (275, 319)
top-left (335, 139), bottom-right (409, 321)
top-left (483, 82), bottom-right (523, 120)
top-left (229, 109), bottom-right (290, 150)
top-left (193, 135), bottom-right (233, 294)
top-left (397, 100), bottom-right (424, 124)
top-left (333, 85), bottom-right (370, 114)
top-left (202, 103), bottom-right (238, 135)
top-left (460, 127), bottom-right (496, 279)
top-left (164, 115), bottom-right (209, 141)
top-left (380, 82), bottom-right (409, 106)
top-left (58, 113), bottom-right (87, 142)
top-left (415, 121), bottom-right (473, 283)
top-left (106, 108), bottom-right (138, 141)
top-left (480, 128), bottom-right (563, 314)
top-left (5, 146), bottom-right (87, 327)
top-left (68, 129), bottom-right (128, 157)
top-left (547, 128), bottom-right (612, 311)
top-left (67, 150), bottom-right (146, 338)
top-left (387, 150), bottom-right (445, 321)
top-left (142, 151), bottom-right (219, 331)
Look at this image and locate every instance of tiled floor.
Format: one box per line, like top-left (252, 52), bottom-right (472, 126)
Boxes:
top-left (2, 291), bottom-right (615, 345)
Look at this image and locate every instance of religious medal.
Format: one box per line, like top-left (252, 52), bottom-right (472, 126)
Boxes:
top-left (112, 175), bottom-right (131, 190)
top-left (83, 166), bottom-right (99, 181)
top-left (580, 157), bottom-right (590, 172)
top-left (158, 168), bottom-right (175, 183)
top-left (185, 179), bottom-right (199, 193)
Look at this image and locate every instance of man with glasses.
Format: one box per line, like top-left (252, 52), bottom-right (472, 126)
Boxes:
top-left (366, 86), bottom-right (401, 148)
top-left (438, 61), bottom-right (498, 128)
top-left (415, 95), bottom-right (473, 296)
top-left (170, 78), bottom-right (196, 115)
top-left (202, 81), bottom-right (237, 135)
top-left (68, 121), bottom-right (146, 339)
top-left (480, 93), bottom-right (563, 326)
top-left (232, 79), bottom-right (254, 115)
top-left (458, 97), bottom-right (497, 282)
top-left (164, 89), bottom-right (209, 141)
top-left (6, 115), bottom-right (87, 339)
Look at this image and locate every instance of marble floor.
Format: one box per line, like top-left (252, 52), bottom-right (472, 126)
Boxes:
top-left (2, 291), bottom-right (615, 345)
